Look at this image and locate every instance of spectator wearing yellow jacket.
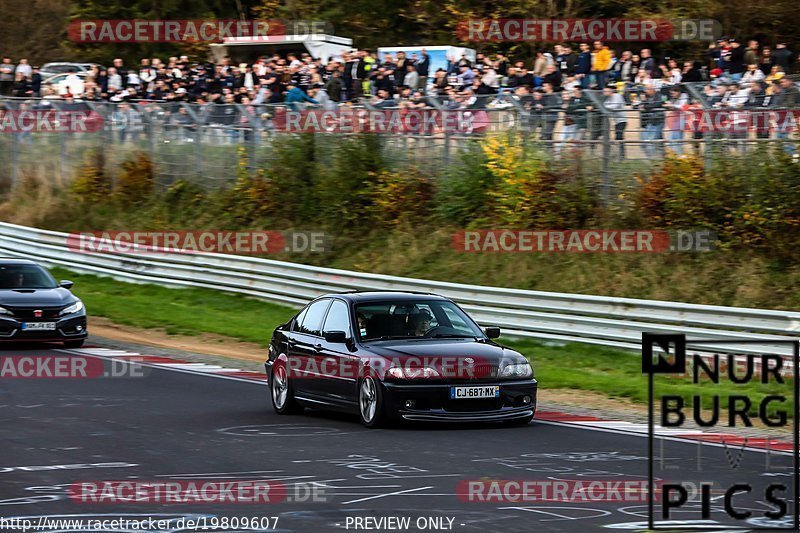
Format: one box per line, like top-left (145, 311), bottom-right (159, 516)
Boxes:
top-left (362, 52), bottom-right (376, 95)
top-left (592, 40), bottom-right (612, 89)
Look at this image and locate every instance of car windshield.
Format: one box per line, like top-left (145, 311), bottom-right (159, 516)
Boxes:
top-left (355, 300), bottom-right (484, 341)
top-left (0, 264), bottom-right (58, 289)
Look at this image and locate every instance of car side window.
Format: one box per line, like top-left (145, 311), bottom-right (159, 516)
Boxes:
top-left (298, 299), bottom-right (331, 336)
top-left (322, 300), bottom-right (353, 337)
top-left (291, 307), bottom-right (309, 332)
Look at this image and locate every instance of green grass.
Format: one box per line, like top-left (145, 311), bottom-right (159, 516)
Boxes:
top-left (514, 339), bottom-right (791, 420)
top-left (51, 266), bottom-right (292, 344)
top-left (54, 266), bottom-right (795, 420)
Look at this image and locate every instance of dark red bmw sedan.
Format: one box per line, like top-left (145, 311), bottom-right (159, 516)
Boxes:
top-left (265, 292), bottom-right (537, 427)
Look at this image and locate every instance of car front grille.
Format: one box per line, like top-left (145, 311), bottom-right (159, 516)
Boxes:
top-left (3, 307), bottom-right (62, 319)
top-left (447, 364), bottom-right (499, 381)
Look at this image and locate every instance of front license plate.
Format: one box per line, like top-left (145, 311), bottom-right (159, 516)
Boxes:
top-left (450, 385), bottom-right (500, 399)
top-left (21, 322), bottom-right (56, 331)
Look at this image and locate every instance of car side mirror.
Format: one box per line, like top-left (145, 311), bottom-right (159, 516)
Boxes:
top-left (324, 331), bottom-right (347, 343)
top-left (484, 326), bottom-right (501, 339)
top-left (60, 280), bottom-right (74, 289)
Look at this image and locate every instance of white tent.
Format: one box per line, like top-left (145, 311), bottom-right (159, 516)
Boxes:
top-left (211, 34), bottom-right (354, 63)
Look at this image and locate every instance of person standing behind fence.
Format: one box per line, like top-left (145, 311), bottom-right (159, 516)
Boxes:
top-left (603, 85), bottom-right (627, 159)
top-left (325, 70), bottom-right (343, 103)
top-left (663, 86), bottom-right (688, 153)
top-left (592, 41), bottom-right (612, 89)
top-left (772, 42), bottom-right (793, 73)
top-left (637, 86), bottom-right (665, 158)
top-left (558, 86), bottom-right (589, 155)
top-left (0, 57), bottom-right (15, 96)
top-left (576, 43), bottom-right (592, 88)
top-left (538, 82), bottom-right (562, 141)
top-left (744, 80), bottom-right (772, 142)
top-left (774, 77), bottom-right (798, 155)
top-left (344, 51), bottom-right (365, 100)
top-left (415, 49), bottom-right (430, 91)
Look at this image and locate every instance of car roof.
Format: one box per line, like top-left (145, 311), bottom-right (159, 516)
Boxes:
top-left (320, 291), bottom-right (449, 304)
top-left (0, 258), bottom-right (38, 265)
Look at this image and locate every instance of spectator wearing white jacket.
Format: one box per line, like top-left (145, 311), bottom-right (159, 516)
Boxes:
top-left (740, 64), bottom-right (765, 86)
top-left (603, 86), bottom-right (627, 159)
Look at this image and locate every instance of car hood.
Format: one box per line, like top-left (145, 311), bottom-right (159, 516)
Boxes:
top-left (363, 338), bottom-right (527, 367)
top-left (0, 288), bottom-right (77, 307)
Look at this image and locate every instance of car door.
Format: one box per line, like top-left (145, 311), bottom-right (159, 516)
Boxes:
top-left (289, 298), bottom-right (331, 397)
top-left (319, 299), bottom-right (360, 406)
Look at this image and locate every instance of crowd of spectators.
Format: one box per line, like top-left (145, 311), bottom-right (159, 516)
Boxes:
top-left (1, 39), bottom-right (796, 103)
top-left (1, 39), bottom-right (799, 154)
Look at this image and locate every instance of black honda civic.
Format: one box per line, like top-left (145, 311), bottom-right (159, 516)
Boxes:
top-left (265, 292), bottom-right (537, 427)
top-left (0, 258), bottom-right (87, 347)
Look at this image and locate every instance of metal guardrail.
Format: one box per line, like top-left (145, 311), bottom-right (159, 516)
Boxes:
top-left (0, 221), bottom-right (797, 357)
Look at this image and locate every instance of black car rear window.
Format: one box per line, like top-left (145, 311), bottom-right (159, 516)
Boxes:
top-left (0, 265), bottom-right (58, 289)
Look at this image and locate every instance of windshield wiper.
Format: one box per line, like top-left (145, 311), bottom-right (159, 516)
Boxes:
top-left (431, 334), bottom-right (478, 339)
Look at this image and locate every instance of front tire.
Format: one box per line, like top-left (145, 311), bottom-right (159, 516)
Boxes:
top-left (271, 364), bottom-right (303, 415)
top-left (358, 377), bottom-right (387, 428)
top-left (63, 340), bottom-right (85, 349)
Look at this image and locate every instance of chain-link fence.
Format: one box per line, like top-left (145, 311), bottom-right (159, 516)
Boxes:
top-left (1, 84), bottom-right (799, 195)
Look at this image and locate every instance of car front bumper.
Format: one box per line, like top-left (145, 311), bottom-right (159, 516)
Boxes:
top-left (0, 314), bottom-right (88, 342)
top-left (382, 378), bottom-right (538, 422)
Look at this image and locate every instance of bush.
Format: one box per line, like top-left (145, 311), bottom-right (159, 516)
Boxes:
top-left (115, 152), bottom-right (154, 205)
top-left (436, 144), bottom-right (496, 227)
top-left (634, 150), bottom-right (800, 261)
top-left (70, 150), bottom-right (111, 203)
top-left (312, 135), bottom-right (384, 230)
top-left (371, 169), bottom-right (435, 227)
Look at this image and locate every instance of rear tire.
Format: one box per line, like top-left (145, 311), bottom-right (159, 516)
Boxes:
top-left (270, 364), bottom-right (303, 415)
top-left (63, 340), bottom-right (85, 349)
top-left (358, 377), bottom-right (388, 428)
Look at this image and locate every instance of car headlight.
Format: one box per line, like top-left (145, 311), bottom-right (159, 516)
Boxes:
top-left (59, 300), bottom-right (84, 316)
top-left (0, 306), bottom-right (12, 316)
top-left (386, 366), bottom-right (440, 379)
top-left (501, 362), bottom-right (533, 378)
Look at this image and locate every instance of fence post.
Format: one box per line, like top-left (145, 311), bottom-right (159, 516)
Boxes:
top-left (601, 117), bottom-right (611, 206)
top-left (10, 132), bottom-right (19, 188)
top-left (60, 131), bottom-right (67, 186)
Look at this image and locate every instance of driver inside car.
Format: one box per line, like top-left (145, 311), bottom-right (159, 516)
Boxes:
top-left (411, 309), bottom-right (434, 336)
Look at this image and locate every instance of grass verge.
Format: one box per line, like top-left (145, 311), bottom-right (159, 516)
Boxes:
top-left (54, 266), bottom-right (794, 420)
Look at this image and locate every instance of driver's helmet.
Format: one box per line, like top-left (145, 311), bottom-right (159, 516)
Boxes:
top-left (411, 308), bottom-right (433, 328)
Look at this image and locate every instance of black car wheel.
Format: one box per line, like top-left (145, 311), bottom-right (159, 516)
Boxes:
top-left (358, 377), bottom-right (387, 428)
top-left (271, 364), bottom-right (303, 415)
top-left (63, 340), bottom-right (85, 349)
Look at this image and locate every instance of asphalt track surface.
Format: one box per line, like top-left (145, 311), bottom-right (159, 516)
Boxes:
top-left (0, 344), bottom-right (796, 532)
